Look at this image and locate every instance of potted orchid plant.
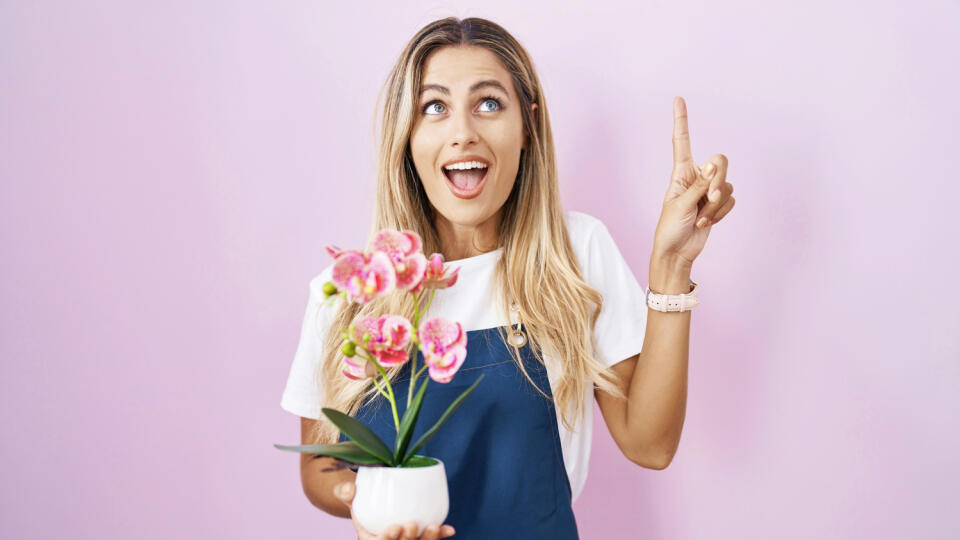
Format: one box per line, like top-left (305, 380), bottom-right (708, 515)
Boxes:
top-left (275, 229), bottom-right (483, 534)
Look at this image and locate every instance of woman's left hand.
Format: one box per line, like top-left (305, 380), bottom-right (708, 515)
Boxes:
top-left (653, 96), bottom-right (736, 266)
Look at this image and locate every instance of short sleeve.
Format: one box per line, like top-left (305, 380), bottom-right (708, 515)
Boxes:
top-left (572, 212), bottom-right (649, 368)
top-left (280, 265), bottom-right (336, 419)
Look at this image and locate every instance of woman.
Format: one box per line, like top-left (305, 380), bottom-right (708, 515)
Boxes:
top-left (281, 16), bottom-right (735, 540)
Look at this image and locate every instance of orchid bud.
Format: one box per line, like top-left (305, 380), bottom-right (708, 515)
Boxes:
top-left (322, 281), bottom-right (338, 298)
top-left (340, 341), bottom-right (356, 357)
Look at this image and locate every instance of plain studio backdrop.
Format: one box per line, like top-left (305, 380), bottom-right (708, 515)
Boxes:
top-left (1, 1), bottom-right (957, 538)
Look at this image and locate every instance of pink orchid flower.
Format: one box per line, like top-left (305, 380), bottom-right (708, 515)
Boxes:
top-left (350, 315), bottom-right (414, 368)
top-left (331, 250), bottom-right (397, 304)
top-left (324, 244), bottom-right (345, 259)
top-left (418, 317), bottom-right (468, 383)
top-left (370, 230), bottom-right (428, 292)
top-left (411, 253), bottom-right (460, 293)
top-left (342, 355), bottom-right (369, 380)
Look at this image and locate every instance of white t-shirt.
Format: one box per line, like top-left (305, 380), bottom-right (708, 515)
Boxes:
top-left (280, 209), bottom-right (649, 502)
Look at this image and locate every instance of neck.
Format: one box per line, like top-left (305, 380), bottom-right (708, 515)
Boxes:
top-left (434, 209), bottom-right (502, 261)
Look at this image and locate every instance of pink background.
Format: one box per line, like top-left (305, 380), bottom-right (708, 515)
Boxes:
top-left (2, 1), bottom-right (958, 538)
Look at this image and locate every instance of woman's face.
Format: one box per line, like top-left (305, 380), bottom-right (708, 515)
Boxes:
top-left (409, 45), bottom-right (535, 238)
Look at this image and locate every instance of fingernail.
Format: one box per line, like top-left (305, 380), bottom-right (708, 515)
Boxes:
top-left (697, 217), bottom-right (708, 229)
top-left (703, 163), bottom-right (716, 179)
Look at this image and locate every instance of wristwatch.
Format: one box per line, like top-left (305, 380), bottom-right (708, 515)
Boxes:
top-left (645, 279), bottom-right (699, 312)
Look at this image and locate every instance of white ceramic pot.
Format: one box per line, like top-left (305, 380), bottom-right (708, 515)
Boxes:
top-left (352, 457), bottom-right (449, 536)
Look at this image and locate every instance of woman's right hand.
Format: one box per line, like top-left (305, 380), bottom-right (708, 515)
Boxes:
top-left (334, 480), bottom-right (456, 540)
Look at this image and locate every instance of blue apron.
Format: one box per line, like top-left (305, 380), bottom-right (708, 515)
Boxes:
top-left (338, 326), bottom-right (579, 538)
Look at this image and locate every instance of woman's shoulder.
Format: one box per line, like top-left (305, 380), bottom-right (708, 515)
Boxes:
top-left (564, 208), bottom-right (607, 236)
top-left (563, 209), bottom-right (610, 252)
top-left (563, 208), bottom-right (636, 286)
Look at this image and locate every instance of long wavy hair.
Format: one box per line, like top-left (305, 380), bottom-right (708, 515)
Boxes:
top-left (309, 16), bottom-right (626, 445)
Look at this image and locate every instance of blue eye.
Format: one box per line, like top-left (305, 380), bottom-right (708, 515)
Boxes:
top-left (478, 96), bottom-right (502, 112)
top-left (421, 96), bottom-right (503, 115)
top-left (423, 101), bottom-right (446, 115)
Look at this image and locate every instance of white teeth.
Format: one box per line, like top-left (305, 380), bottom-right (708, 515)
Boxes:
top-left (443, 160), bottom-right (488, 171)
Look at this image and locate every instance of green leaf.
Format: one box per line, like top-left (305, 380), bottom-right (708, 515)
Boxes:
top-left (403, 455), bottom-right (438, 468)
top-left (394, 377), bottom-right (429, 463)
top-left (273, 441), bottom-right (387, 465)
top-left (403, 374), bottom-right (485, 465)
top-left (321, 408), bottom-right (396, 466)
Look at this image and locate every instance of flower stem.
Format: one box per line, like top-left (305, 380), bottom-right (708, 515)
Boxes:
top-left (370, 375), bottom-right (391, 401)
top-left (407, 351), bottom-right (416, 409)
top-left (408, 291), bottom-right (423, 409)
top-left (408, 289), bottom-right (438, 406)
top-left (359, 348), bottom-right (400, 431)
top-left (422, 289), bottom-right (437, 317)
top-left (371, 357), bottom-right (400, 431)
top-left (412, 290), bottom-right (423, 326)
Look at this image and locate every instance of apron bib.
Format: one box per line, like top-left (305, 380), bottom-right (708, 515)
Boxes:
top-left (339, 326), bottom-right (579, 538)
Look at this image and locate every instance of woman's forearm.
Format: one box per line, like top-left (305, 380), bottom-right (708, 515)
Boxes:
top-left (300, 455), bottom-right (356, 518)
top-left (625, 253), bottom-right (692, 465)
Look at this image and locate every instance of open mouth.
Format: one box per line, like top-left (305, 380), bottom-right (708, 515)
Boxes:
top-left (442, 166), bottom-right (489, 199)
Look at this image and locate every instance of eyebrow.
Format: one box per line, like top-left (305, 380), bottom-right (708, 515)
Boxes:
top-left (419, 80), bottom-right (509, 97)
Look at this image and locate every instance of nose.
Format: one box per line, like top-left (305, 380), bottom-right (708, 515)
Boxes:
top-left (449, 108), bottom-right (479, 147)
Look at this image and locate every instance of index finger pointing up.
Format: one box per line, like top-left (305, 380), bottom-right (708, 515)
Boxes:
top-left (673, 96), bottom-right (693, 165)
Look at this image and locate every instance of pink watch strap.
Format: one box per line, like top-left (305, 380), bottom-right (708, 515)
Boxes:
top-left (645, 280), bottom-right (699, 312)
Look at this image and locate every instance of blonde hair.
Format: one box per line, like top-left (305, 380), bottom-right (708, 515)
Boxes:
top-left (309, 16), bottom-right (626, 445)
